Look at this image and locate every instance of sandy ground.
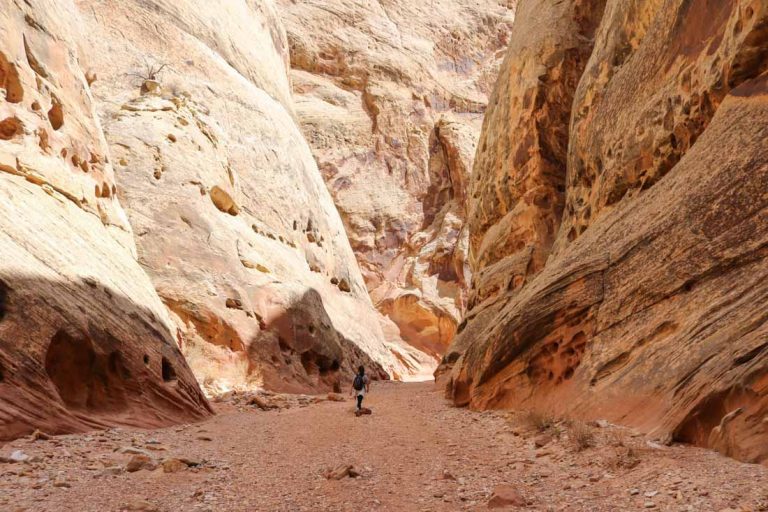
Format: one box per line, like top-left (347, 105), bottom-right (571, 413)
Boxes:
top-left (1, 381), bottom-right (767, 511)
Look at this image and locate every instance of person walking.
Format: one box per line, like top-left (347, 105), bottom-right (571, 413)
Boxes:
top-left (351, 365), bottom-right (370, 412)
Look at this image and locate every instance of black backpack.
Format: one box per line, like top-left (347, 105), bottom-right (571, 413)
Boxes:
top-left (353, 373), bottom-right (365, 391)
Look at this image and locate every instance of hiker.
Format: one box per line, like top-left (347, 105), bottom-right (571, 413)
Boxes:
top-left (351, 365), bottom-right (370, 411)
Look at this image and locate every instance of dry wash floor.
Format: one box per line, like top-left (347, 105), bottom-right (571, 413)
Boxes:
top-left (1, 381), bottom-right (768, 511)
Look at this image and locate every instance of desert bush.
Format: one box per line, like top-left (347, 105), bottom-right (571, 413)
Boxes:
top-left (523, 410), bottom-right (557, 433)
top-left (607, 446), bottom-right (641, 470)
top-left (128, 57), bottom-right (169, 84)
top-left (568, 421), bottom-right (595, 451)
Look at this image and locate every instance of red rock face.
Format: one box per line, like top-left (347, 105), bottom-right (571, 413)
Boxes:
top-left (442, 0), bottom-right (768, 464)
top-left (0, 0), bottom-right (211, 440)
top-left (0, 275), bottom-right (212, 440)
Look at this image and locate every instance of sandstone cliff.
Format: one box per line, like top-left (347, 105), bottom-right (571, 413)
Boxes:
top-left (443, 0), bottom-right (768, 464)
top-left (277, 0), bottom-right (516, 359)
top-left (76, 0), bottom-right (424, 393)
top-left (0, 0), bottom-right (210, 439)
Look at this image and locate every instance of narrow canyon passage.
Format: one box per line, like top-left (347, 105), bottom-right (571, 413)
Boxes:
top-left (2, 2), bottom-right (768, 511)
top-left (2, 382), bottom-right (768, 511)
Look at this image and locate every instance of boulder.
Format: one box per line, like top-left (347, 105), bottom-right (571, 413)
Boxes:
top-left (161, 458), bottom-right (187, 473)
top-left (125, 455), bottom-right (156, 473)
top-left (323, 464), bottom-right (360, 480)
top-left (488, 485), bottom-right (527, 508)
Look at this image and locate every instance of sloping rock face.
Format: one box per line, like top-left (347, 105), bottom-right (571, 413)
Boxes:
top-left (0, 0), bottom-right (210, 439)
top-left (76, 0), bottom-right (421, 394)
top-left (277, 0), bottom-right (516, 359)
top-left (443, 0), bottom-right (768, 464)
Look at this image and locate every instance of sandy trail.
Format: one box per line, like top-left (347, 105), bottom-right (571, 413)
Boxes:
top-left (1, 381), bottom-right (767, 511)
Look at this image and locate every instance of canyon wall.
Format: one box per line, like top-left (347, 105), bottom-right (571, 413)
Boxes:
top-left (0, 0), bottom-right (210, 439)
top-left (277, 0), bottom-right (516, 359)
top-left (442, 0), bottom-right (768, 464)
top-left (1, 0), bottom-right (441, 440)
top-left (76, 0), bottom-right (425, 393)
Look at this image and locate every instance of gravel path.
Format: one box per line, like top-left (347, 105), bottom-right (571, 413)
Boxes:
top-left (1, 381), bottom-right (767, 511)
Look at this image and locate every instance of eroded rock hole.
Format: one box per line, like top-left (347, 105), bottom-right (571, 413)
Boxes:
top-left (317, 357), bottom-right (334, 376)
top-left (0, 52), bottom-right (23, 103)
top-left (0, 117), bottom-right (23, 140)
top-left (46, 331), bottom-right (94, 408)
top-left (526, 330), bottom-right (589, 386)
top-left (591, 351), bottom-right (631, 386)
top-left (672, 386), bottom-right (758, 452)
top-left (300, 351), bottom-right (337, 377)
top-left (161, 357), bottom-right (177, 382)
top-left (45, 330), bottom-right (128, 411)
top-left (143, 354), bottom-right (150, 366)
top-left (48, 98), bottom-right (64, 130)
top-left (37, 128), bottom-right (50, 152)
top-left (108, 351), bottom-right (130, 380)
top-left (301, 352), bottom-right (317, 375)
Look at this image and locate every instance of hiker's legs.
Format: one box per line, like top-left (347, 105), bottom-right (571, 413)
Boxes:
top-left (356, 394), bottom-right (363, 410)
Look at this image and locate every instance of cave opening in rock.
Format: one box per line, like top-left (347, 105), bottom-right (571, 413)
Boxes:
top-left (45, 330), bottom-right (129, 411)
top-left (45, 330), bottom-right (94, 409)
top-left (300, 351), bottom-right (318, 376)
top-left (317, 355), bottom-right (334, 376)
top-left (108, 351), bottom-right (130, 380)
top-left (161, 356), bottom-right (177, 382)
top-left (299, 350), bottom-right (340, 378)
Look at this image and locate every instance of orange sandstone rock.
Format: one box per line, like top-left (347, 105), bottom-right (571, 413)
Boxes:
top-left (442, 0), bottom-right (768, 465)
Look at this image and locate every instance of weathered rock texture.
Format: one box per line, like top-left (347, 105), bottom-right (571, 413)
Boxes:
top-left (76, 0), bottom-right (427, 394)
top-left (0, 0), bottom-right (211, 439)
top-left (277, 0), bottom-right (516, 359)
top-left (443, 0), bottom-right (768, 464)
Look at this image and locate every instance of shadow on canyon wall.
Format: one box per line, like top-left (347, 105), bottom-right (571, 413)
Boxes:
top-left (0, 275), bottom-right (212, 442)
top-left (245, 287), bottom-right (389, 394)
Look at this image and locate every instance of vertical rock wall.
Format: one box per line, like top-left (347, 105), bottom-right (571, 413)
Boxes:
top-left (444, 0), bottom-right (768, 465)
top-left (0, 0), bottom-right (210, 439)
top-left (76, 0), bottom-right (422, 393)
top-left (277, 0), bottom-right (516, 359)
